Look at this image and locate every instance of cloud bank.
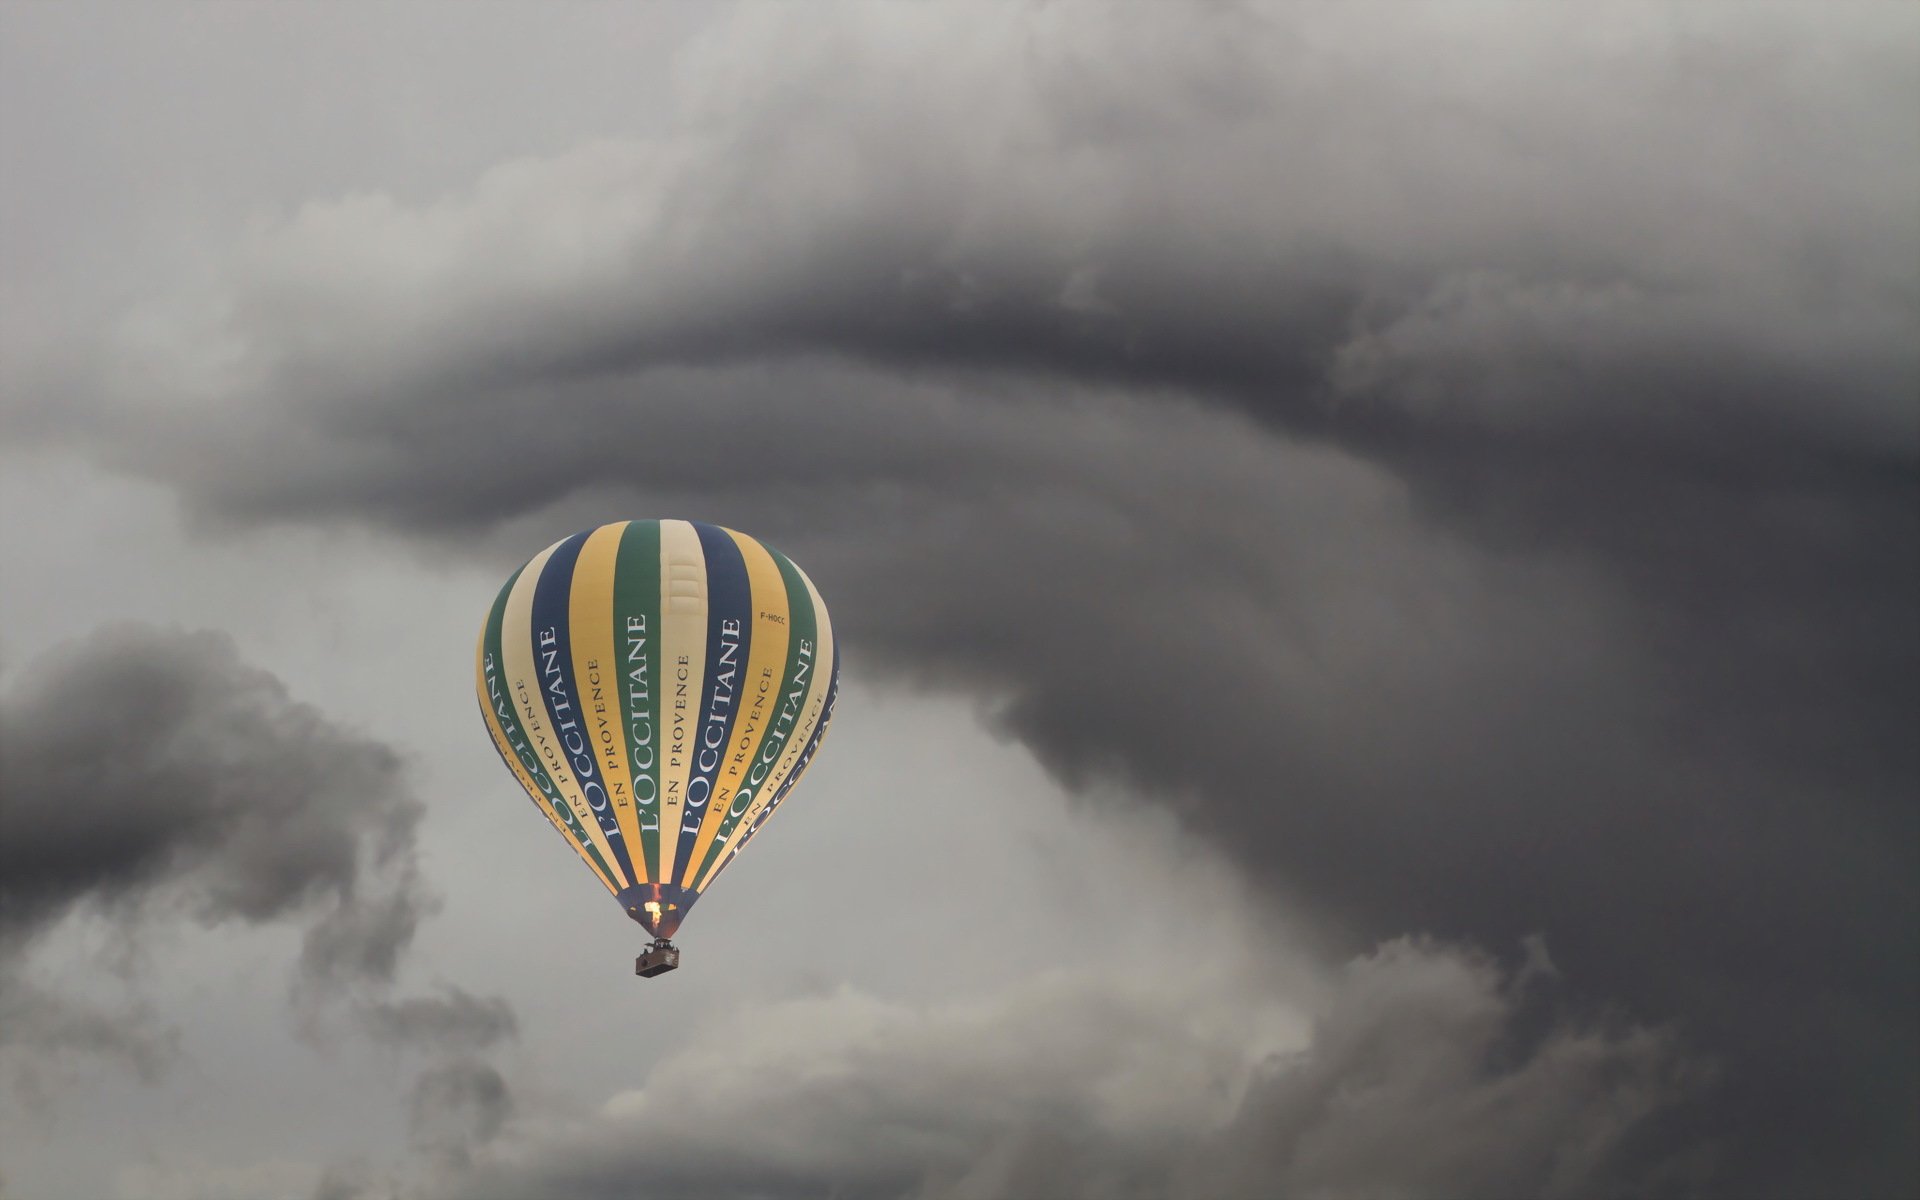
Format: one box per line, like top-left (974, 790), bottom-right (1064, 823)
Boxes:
top-left (408, 938), bottom-right (1694, 1200)
top-left (0, 626), bottom-right (426, 1025)
top-left (0, 626), bottom-right (515, 1144)
top-left (6, 3), bottom-right (1915, 1195)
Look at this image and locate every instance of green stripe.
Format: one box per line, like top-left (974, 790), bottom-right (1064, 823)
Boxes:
top-left (483, 567), bottom-right (619, 885)
top-left (612, 519), bottom-right (665, 879)
top-left (689, 546), bottom-right (818, 885)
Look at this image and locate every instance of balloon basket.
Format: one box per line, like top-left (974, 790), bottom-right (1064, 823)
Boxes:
top-left (635, 939), bottom-right (681, 978)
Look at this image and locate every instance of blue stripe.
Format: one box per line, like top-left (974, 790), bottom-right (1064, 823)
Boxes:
top-left (734, 640), bottom-right (838, 859)
top-left (531, 530), bottom-right (640, 888)
top-left (670, 523), bottom-right (754, 888)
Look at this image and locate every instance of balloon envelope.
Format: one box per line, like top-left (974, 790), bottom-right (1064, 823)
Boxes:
top-left (476, 519), bottom-right (838, 939)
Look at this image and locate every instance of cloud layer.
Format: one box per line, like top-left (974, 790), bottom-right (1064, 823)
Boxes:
top-left (0, 626), bottom-right (517, 1161)
top-left (0, 625), bottom-right (425, 987)
top-left (6, 3), bottom-right (1915, 1195)
top-left (408, 937), bottom-right (1693, 1200)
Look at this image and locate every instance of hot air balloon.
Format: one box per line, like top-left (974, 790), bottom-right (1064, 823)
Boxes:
top-left (475, 520), bottom-right (839, 978)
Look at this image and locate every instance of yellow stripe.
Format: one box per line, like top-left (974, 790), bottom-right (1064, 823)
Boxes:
top-left (502, 540), bottom-right (626, 885)
top-left (693, 563), bottom-right (835, 892)
top-left (568, 521), bottom-right (649, 884)
top-left (476, 628), bottom-right (615, 894)
top-left (654, 519), bottom-right (707, 885)
top-left (684, 530), bottom-right (792, 875)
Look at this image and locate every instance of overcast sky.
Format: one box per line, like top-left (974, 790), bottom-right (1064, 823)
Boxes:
top-left (1, 4), bottom-right (1915, 1198)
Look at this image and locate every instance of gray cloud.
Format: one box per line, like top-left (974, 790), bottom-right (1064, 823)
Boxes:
top-left (1201, 941), bottom-right (1708, 1200)
top-left (0, 625), bottom-right (424, 978)
top-left (0, 627), bottom-right (527, 1103)
top-left (19, 5), bottom-right (1913, 474)
top-left (408, 1058), bottom-right (515, 1169)
top-left (0, 624), bottom-right (525, 1193)
top-left (0, 976), bottom-right (170, 1093)
top-left (411, 937), bottom-right (1693, 1200)
top-left (7, 3), bottom-right (1916, 1195)
top-left (361, 988), bottom-right (518, 1057)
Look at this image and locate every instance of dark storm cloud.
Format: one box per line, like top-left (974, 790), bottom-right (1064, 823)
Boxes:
top-left (0, 625), bottom-right (424, 971)
top-left (0, 624), bottom-right (434, 1079)
top-left (21, 5), bottom-right (1912, 488)
top-left (0, 977), bottom-right (170, 1086)
top-left (0, 625), bottom-right (525, 1161)
top-left (11, 3), bottom-right (1917, 1195)
top-left (361, 988), bottom-right (518, 1056)
top-left (417, 939), bottom-right (1694, 1200)
top-left (408, 1057), bottom-right (515, 1167)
